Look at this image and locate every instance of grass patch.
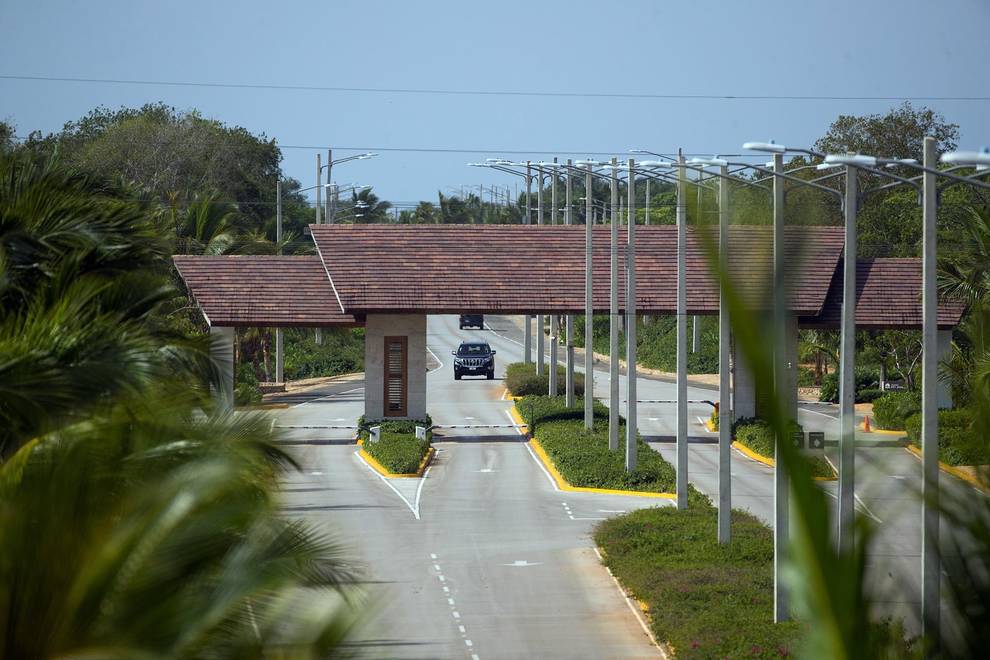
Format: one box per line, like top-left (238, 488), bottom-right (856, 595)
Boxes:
top-left (504, 362), bottom-right (584, 397)
top-left (905, 408), bottom-right (990, 466)
top-left (515, 394), bottom-right (610, 428)
top-left (594, 505), bottom-right (802, 658)
top-left (735, 419), bottom-right (835, 479)
top-left (357, 416), bottom-right (432, 474)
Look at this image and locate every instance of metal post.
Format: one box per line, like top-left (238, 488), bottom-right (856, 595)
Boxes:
top-left (537, 164), bottom-right (546, 377)
top-left (524, 162), bottom-right (533, 364)
top-left (646, 177), bottom-right (651, 225)
top-left (921, 136), bottom-right (940, 646)
top-left (275, 179), bottom-right (284, 384)
top-left (585, 164), bottom-right (595, 431)
top-left (609, 157), bottom-right (620, 452)
top-left (772, 151), bottom-right (789, 623)
top-left (692, 316), bottom-right (700, 353)
top-left (837, 164), bottom-right (858, 553)
top-left (327, 148), bottom-right (333, 222)
top-left (717, 165), bottom-right (731, 543)
top-left (549, 160), bottom-right (559, 395)
top-left (676, 152), bottom-right (688, 508)
top-left (314, 153), bottom-right (323, 345)
top-left (565, 159), bottom-right (576, 407)
top-left (625, 159), bottom-right (638, 472)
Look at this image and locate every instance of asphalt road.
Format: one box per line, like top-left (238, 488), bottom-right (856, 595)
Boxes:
top-left (272, 313), bottom-right (987, 650)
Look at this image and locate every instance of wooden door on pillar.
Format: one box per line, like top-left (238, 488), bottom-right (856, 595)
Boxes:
top-left (384, 336), bottom-right (408, 417)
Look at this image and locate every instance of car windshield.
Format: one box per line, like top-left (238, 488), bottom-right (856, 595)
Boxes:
top-left (457, 344), bottom-right (490, 356)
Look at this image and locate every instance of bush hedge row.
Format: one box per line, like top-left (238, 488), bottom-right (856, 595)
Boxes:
top-left (357, 416), bottom-right (433, 474)
top-left (818, 368), bottom-right (881, 403)
top-left (733, 418), bottom-right (834, 479)
top-left (872, 392), bottom-right (921, 430)
top-left (905, 409), bottom-right (989, 466)
top-left (504, 362), bottom-right (585, 397)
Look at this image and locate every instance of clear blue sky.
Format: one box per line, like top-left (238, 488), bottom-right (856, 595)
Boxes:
top-left (2, 0), bottom-right (988, 207)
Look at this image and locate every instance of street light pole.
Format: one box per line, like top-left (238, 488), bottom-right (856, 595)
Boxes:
top-left (315, 153), bottom-right (323, 345)
top-left (585, 163), bottom-right (595, 430)
top-left (717, 164), bottom-right (731, 543)
top-left (837, 164), bottom-right (858, 554)
top-left (626, 158), bottom-right (638, 471)
top-left (537, 163), bottom-right (546, 377)
top-left (565, 159), bottom-right (576, 407)
top-left (676, 151), bottom-right (688, 508)
top-left (550, 159), bottom-right (559, 395)
top-left (609, 157), bottom-right (620, 452)
top-left (275, 179), bottom-right (284, 384)
top-left (525, 161), bottom-right (533, 365)
top-left (771, 151), bottom-right (790, 623)
top-left (921, 136), bottom-right (940, 645)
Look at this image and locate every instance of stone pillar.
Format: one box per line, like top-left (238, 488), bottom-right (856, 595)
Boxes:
top-left (732, 337), bottom-right (756, 420)
top-left (364, 314), bottom-right (427, 420)
top-left (210, 326), bottom-right (235, 411)
top-left (937, 329), bottom-right (953, 409)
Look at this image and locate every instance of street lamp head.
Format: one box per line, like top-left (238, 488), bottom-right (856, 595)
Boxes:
top-left (688, 157), bottom-right (728, 167)
top-left (743, 140), bottom-right (786, 153)
top-left (638, 160), bottom-right (673, 168)
top-left (575, 159), bottom-right (604, 166)
top-left (816, 162), bottom-right (842, 171)
top-left (941, 147), bottom-right (990, 168)
top-left (885, 158), bottom-right (918, 169)
top-left (824, 153), bottom-right (878, 167)
top-left (359, 152), bottom-right (377, 159)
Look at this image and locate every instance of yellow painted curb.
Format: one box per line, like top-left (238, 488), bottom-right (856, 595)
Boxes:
top-left (359, 444), bottom-right (435, 479)
top-left (704, 418), bottom-right (717, 433)
top-left (731, 441), bottom-right (838, 481)
top-left (507, 404), bottom-right (530, 431)
top-left (905, 444), bottom-right (990, 495)
top-left (867, 427), bottom-right (908, 437)
top-left (238, 402), bottom-right (290, 410)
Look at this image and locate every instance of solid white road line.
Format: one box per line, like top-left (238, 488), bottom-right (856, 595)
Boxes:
top-left (294, 386), bottom-right (364, 408)
top-left (353, 450), bottom-right (426, 520)
top-left (593, 546), bottom-right (667, 658)
top-left (426, 345), bottom-right (444, 373)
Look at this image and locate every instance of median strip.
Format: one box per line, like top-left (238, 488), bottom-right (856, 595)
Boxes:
top-left (904, 444), bottom-right (990, 495)
top-left (357, 440), bottom-right (435, 478)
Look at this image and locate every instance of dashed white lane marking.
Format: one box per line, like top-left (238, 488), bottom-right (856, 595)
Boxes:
top-left (459, 625), bottom-right (467, 633)
top-left (594, 547), bottom-right (667, 657)
top-left (434, 563), bottom-right (442, 571)
top-left (310, 471), bottom-right (323, 476)
top-left (648, 417), bottom-right (659, 421)
top-left (431, 553), bottom-right (438, 559)
top-left (464, 416), bottom-right (476, 420)
top-left (452, 611), bottom-right (461, 619)
top-left (465, 639), bottom-right (473, 647)
top-left (431, 553), bottom-right (478, 658)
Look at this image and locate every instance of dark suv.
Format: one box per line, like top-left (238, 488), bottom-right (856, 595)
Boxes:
top-left (459, 314), bottom-right (484, 330)
top-left (452, 341), bottom-right (496, 380)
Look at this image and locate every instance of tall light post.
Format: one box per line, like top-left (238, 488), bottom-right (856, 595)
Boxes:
top-left (275, 178), bottom-right (284, 384)
top-left (626, 158), bottom-right (638, 471)
top-left (581, 162), bottom-right (596, 430)
top-left (609, 157), bottom-right (620, 451)
top-left (549, 159), bottom-right (560, 396)
top-left (824, 143), bottom-right (990, 648)
top-left (565, 159), bottom-right (576, 407)
top-left (676, 152), bottom-right (689, 508)
top-left (536, 162), bottom-right (546, 376)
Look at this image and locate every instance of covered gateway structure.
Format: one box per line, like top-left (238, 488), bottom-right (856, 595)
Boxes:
top-left (174, 224), bottom-right (964, 419)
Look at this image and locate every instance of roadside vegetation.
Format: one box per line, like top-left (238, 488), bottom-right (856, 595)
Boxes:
top-left (733, 419), bottom-right (836, 479)
top-left (0, 153), bottom-right (361, 655)
top-left (504, 361), bottom-right (585, 396)
top-left (517, 395), bottom-right (706, 499)
top-left (358, 416), bottom-right (433, 474)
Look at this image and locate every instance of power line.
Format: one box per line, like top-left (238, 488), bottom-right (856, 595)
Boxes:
top-left (2, 73), bottom-right (988, 102)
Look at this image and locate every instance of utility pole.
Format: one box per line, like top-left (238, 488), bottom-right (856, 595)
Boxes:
top-left (275, 179), bottom-right (284, 384)
top-left (921, 136), bottom-right (940, 647)
top-left (676, 151), bottom-right (688, 508)
top-left (549, 159), bottom-right (559, 395)
top-left (584, 163), bottom-right (595, 431)
top-left (565, 159), bottom-right (576, 408)
top-left (837, 164), bottom-right (858, 554)
top-left (717, 164), bottom-right (731, 543)
top-left (535, 165), bottom-right (547, 374)
top-left (645, 178), bottom-right (650, 225)
top-left (524, 161), bottom-right (533, 365)
top-left (609, 157), bottom-right (620, 452)
top-left (772, 151), bottom-right (789, 623)
top-left (625, 159), bottom-right (638, 471)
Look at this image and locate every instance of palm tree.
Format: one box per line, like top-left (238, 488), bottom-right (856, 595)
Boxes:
top-left (165, 191), bottom-right (239, 255)
top-left (348, 187), bottom-right (391, 224)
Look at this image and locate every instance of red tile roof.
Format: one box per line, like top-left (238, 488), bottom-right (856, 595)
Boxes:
top-left (804, 258), bottom-right (966, 329)
top-left (172, 255), bottom-right (358, 327)
top-left (309, 224), bottom-right (844, 315)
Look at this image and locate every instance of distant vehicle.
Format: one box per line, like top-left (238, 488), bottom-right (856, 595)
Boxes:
top-left (459, 314), bottom-right (484, 330)
top-left (452, 341), bottom-right (496, 380)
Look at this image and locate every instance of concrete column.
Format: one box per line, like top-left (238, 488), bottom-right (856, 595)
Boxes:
top-left (210, 326), bottom-right (235, 411)
top-left (785, 314), bottom-right (799, 421)
top-left (731, 339), bottom-right (756, 420)
top-left (937, 329), bottom-right (953, 409)
top-left (363, 314), bottom-right (427, 420)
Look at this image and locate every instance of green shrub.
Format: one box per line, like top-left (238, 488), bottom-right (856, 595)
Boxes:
top-left (357, 415), bottom-right (433, 474)
top-left (234, 363), bottom-right (261, 405)
top-left (797, 366), bottom-right (817, 387)
top-left (594, 505), bottom-right (802, 658)
top-left (283, 327), bottom-right (364, 380)
top-left (857, 388), bottom-right (885, 403)
top-left (819, 368), bottom-right (880, 403)
top-left (733, 419), bottom-right (833, 478)
top-left (357, 415), bottom-right (433, 439)
top-left (504, 362), bottom-right (584, 397)
top-left (873, 391), bottom-right (921, 430)
top-left (573, 314), bottom-right (719, 374)
top-left (516, 395), bottom-right (612, 430)
top-left (905, 409), bottom-right (989, 466)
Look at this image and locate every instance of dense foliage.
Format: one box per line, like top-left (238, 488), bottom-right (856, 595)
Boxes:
top-left (504, 361), bottom-right (585, 396)
top-left (733, 419), bottom-right (834, 479)
top-left (871, 391), bottom-right (922, 430)
top-left (818, 367), bottom-right (881, 403)
top-left (357, 417), bottom-right (433, 474)
top-left (905, 409), bottom-right (989, 466)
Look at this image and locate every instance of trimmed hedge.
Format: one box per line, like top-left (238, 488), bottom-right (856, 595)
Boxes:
top-left (357, 416), bottom-right (433, 474)
top-left (734, 419), bottom-right (835, 479)
top-left (504, 362), bottom-right (585, 397)
top-left (872, 392), bottom-right (921, 430)
top-left (595, 505), bottom-right (802, 658)
top-left (905, 409), bottom-right (990, 466)
top-left (818, 368), bottom-right (881, 403)
top-left (516, 394), bottom-right (611, 429)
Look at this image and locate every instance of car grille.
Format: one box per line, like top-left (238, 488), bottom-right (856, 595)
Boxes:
top-left (461, 358), bottom-right (486, 367)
